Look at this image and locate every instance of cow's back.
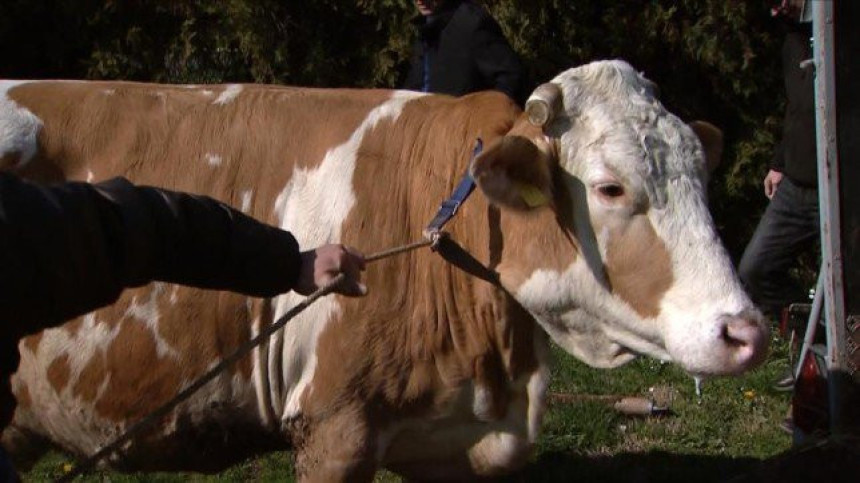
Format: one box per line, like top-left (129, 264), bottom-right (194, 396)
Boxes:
top-left (4, 82), bottom-right (394, 222)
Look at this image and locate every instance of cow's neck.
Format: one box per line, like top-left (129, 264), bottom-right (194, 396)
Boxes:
top-left (297, 142), bottom-right (556, 425)
top-left (426, 187), bottom-right (574, 377)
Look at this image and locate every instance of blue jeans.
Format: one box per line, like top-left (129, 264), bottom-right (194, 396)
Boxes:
top-left (738, 177), bottom-right (820, 316)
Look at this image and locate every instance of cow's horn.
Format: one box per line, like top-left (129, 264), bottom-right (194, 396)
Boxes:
top-left (525, 83), bottom-right (563, 128)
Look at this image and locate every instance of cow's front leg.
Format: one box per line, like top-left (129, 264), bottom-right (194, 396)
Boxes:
top-left (293, 408), bottom-right (376, 483)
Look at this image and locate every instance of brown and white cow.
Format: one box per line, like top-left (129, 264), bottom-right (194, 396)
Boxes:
top-left (0, 60), bottom-right (767, 480)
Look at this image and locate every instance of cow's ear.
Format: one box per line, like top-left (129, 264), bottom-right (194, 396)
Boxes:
top-left (471, 132), bottom-right (553, 211)
top-left (689, 121), bottom-right (723, 174)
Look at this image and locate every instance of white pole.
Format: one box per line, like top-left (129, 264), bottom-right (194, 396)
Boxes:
top-left (811, 0), bottom-right (847, 433)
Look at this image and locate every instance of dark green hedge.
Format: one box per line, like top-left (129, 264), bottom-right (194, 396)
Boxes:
top-left (0, 0), bottom-right (786, 258)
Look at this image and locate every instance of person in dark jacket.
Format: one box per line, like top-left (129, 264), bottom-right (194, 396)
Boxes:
top-left (0, 173), bottom-right (366, 438)
top-left (738, 6), bottom-right (816, 319)
top-left (403, 0), bottom-right (527, 105)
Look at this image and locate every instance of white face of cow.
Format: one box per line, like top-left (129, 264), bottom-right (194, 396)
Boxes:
top-left (471, 60), bottom-right (768, 377)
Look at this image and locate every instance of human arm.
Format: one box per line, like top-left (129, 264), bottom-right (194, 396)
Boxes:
top-left (0, 174), bottom-right (364, 334)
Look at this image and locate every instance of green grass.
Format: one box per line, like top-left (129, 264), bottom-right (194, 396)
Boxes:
top-left (22, 334), bottom-right (792, 482)
top-left (510, 334), bottom-right (793, 482)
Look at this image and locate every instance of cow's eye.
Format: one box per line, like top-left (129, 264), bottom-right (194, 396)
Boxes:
top-left (596, 183), bottom-right (625, 198)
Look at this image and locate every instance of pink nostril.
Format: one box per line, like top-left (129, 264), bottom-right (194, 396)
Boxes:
top-left (720, 316), bottom-right (769, 369)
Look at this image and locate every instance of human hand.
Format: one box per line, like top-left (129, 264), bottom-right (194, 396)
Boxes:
top-left (295, 244), bottom-right (367, 297)
top-left (763, 169), bottom-right (784, 199)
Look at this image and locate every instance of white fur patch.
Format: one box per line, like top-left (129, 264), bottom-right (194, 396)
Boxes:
top-left (125, 284), bottom-right (178, 360)
top-left (472, 383), bottom-right (494, 421)
top-left (13, 312), bottom-right (125, 453)
top-left (249, 314), bottom-right (277, 429)
top-left (240, 189), bottom-right (253, 213)
top-left (213, 84), bottom-right (242, 105)
top-left (525, 329), bottom-right (550, 443)
top-left (268, 91), bottom-right (421, 420)
top-left (467, 432), bottom-right (528, 475)
top-left (274, 293), bottom-right (338, 419)
top-left (205, 153), bottom-right (222, 167)
top-left (0, 80), bottom-right (42, 167)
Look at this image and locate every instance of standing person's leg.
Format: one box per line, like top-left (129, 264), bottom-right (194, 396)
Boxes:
top-left (738, 178), bottom-right (820, 318)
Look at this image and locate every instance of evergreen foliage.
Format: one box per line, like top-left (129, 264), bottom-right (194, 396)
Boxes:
top-left (0, 0), bottom-right (787, 257)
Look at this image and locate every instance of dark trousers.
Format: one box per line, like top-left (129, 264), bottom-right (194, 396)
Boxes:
top-left (738, 177), bottom-right (819, 317)
top-left (0, 446), bottom-right (18, 482)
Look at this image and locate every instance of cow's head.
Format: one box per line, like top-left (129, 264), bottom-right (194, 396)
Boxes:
top-left (471, 60), bottom-right (767, 377)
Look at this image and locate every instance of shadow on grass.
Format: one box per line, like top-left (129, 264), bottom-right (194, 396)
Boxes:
top-left (502, 450), bottom-right (760, 483)
top-left (503, 441), bottom-right (860, 483)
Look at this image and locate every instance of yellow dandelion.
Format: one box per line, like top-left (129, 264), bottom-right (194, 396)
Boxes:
top-left (743, 390), bottom-right (756, 400)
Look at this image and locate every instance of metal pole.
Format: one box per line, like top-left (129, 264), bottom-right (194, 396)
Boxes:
top-left (795, 271), bottom-right (825, 381)
top-left (811, 0), bottom-right (847, 434)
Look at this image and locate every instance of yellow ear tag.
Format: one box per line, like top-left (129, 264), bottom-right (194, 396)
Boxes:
top-left (515, 181), bottom-right (548, 208)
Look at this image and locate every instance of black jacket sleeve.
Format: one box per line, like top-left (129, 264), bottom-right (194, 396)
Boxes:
top-left (0, 174), bottom-right (302, 335)
top-left (770, 138), bottom-right (786, 172)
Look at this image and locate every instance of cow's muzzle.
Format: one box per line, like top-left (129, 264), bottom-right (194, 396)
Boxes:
top-left (716, 311), bottom-right (770, 374)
